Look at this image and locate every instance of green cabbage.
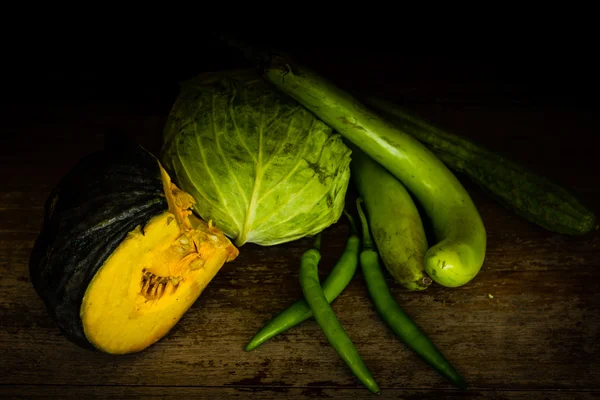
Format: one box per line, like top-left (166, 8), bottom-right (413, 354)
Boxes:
top-left (161, 70), bottom-right (352, 247)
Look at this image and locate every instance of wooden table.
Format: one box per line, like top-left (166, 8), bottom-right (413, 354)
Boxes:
top-left (2, 44), bottom-right (599, 399)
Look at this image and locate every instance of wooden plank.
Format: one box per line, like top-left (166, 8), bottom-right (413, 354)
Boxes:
top-left (1, 385), bottom-right (598, 400)
top-left (3, 219), bottom-right (599, 390)
top-left (0, 210), bottom-right (43, 234)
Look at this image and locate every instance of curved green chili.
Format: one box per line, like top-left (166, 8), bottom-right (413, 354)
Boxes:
top-left (299, 232), bottom-right (380, 395)
top-left (245, 212), bottom-right (360, 351)
top-left (356, 197), bottom-right (467, 389)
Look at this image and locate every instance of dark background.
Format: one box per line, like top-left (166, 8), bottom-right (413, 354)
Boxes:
top-left (3, 28), bottom-right (599, 110)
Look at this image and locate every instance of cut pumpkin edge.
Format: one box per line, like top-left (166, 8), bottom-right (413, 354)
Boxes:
top-left (79, 158), bottom-right (239, 355)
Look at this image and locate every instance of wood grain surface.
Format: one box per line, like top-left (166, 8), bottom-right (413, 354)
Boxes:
top-left (1, 39), bottom-right (599, 399)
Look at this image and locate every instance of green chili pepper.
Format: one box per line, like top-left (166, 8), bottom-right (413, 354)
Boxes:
top-left (299, 232), bottom-right (380, 395)
top-left (356, 197), bottom-right (468, 390)
top-left (245, 212), bottom-right (360, 351)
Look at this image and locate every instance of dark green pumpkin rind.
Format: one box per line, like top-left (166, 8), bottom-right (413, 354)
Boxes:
top-left (365, 98), bottom-right (597, 235)
top-left (29, 138), bottom-right (168, 351)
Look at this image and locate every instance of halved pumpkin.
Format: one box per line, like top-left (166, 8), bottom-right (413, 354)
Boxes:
top-left (29, 137), bottom-right (239, 354)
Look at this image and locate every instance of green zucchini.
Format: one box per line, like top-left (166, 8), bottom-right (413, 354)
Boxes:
top-left (365, 97), bottom-right (597, 236)
top-left (349, 144), bottom-right (431, 291)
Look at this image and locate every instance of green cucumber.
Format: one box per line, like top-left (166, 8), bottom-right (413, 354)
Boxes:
top-left (349, 144), bottom-right (431, 291)
top-left (365, 97), bottom-right (597, 236)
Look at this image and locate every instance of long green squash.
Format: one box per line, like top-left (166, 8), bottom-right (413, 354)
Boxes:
top-left (365, 97), bottom-right (597, 236)
top-left (349, 144), bottom-right (431, 291)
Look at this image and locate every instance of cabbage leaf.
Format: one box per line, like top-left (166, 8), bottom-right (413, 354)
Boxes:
top-left (161, 70), bottom-right (351, 247)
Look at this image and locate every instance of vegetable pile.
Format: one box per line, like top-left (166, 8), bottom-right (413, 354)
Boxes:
top-left (29, 39), bottom-right (597, 393)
